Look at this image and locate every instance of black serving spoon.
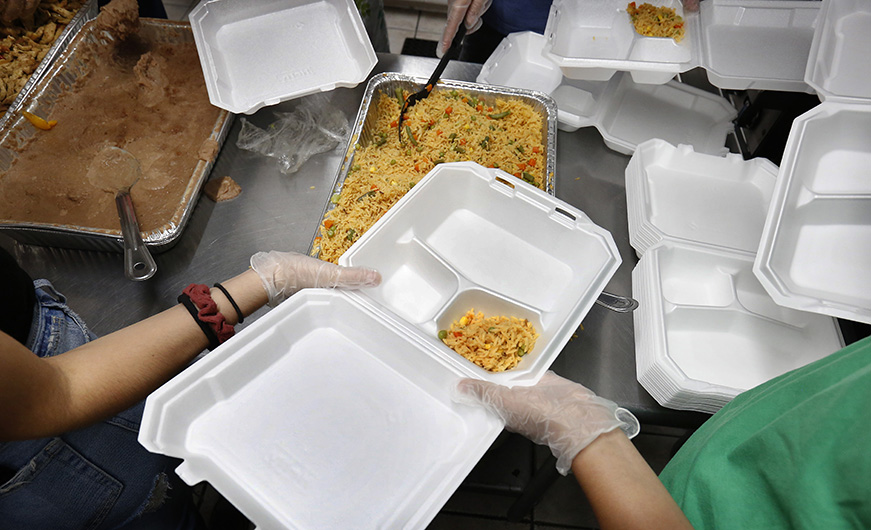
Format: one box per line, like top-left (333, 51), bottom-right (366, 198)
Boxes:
top-left (398, 23), bottom-right (467, 143)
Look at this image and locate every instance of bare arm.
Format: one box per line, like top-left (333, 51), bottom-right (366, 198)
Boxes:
top-left (0, 251), bottom-right (380, 441)
top-left (572, 430), bottom-right (693, 530)
top-left (0, 269), bottom-right (266, 440)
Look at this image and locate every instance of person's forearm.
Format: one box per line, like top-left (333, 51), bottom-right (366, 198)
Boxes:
top-left (572, 430), bottom-right (693, 530)
top-left (12, 269), bottom-right (267, 439)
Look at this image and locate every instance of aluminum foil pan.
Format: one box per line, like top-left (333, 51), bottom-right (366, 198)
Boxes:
top-left (0, 19), bottom-right (233, 254)
top-left (0, 0), bottom-right (98, 129)
top-left (309, 72), bottom-right (559, 258)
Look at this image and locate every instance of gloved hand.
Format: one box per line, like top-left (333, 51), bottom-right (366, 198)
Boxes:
top-left (437, 0), bottom-right (493, 57)
top-left (250, 251), bottom-right (381, 307)
top-left (452, 371), bottom-right (640, 475)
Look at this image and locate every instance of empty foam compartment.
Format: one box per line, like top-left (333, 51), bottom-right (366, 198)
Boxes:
top-left (188, 0), bottom-right (377, 114)
top-left (645, 242), bottom-right (843, 394)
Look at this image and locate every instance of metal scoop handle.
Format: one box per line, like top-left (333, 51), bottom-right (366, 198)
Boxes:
top-left (596, 291), bottom-right (639, 313)
top-left (116, 189), bottom-right (157, 281)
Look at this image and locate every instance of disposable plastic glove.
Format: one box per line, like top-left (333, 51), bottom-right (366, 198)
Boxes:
top-left (250, 251), bottom-right (381, 307)
top-left (452, 371), bottom-right (640, 475)
top-left (437, 0), bottom-right (493, 57)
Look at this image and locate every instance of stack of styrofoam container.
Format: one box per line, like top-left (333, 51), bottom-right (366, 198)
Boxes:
top-left (188, 0), bottom-right (377, 114)
top-left (139, 162), bottom-right (624, 529)
top-left (627, 140), bottom-right (844, 413)
top-left (754, 0), bottom-right (871, 326)
top-left (542, 0), bottom-right (820, 90)
top-left (477, 31), bottom-right (736, 155)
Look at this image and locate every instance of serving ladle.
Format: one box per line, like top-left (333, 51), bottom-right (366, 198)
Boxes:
top-left (398, 24), bottom-right (467, 143)
top-left (87, 146), bottom-right (157, 281)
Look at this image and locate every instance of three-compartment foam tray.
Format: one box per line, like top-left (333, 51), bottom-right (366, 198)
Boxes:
top-left (139, 162), bottom-right (621, 529)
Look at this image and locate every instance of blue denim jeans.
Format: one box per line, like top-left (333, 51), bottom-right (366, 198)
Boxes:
top-left (0, 280), bottom-right (204, 530)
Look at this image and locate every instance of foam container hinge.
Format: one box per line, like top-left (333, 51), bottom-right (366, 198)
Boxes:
top-left (140, 162), bottom-right (621, 528)
top-left (188, 0), bottom-right (377, 114)
top-left (754, 0), bottom-right (871, 325)
top-left (542, 0), bottom-right (819, 91)
top-left (477, 32), bottom-right (735, 155)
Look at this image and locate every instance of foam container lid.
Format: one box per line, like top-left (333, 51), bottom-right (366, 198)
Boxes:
top-left (625, 140), bottom-right (843, 413)
top-left (139, 162), bottom-right (621, 528)
top-left (188, 0), bottom-right (377, 114)
top-left (543, 0), bottom-right (819, 90)
top-left (626, 139), bottom-right (778, 256)
top-left (476, 32), bottom-right (565, 96)
top-left (753, 101), bottom-right (871, 324)
top-left (754, 0), bottom-right (871, 325)
top-left (476, 33), bottom-right (736, 155)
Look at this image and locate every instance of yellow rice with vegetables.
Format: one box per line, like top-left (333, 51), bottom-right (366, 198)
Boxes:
top-left (314, 87), bottom-right (547, 264)
top-left (626, 2), bottom-right (685, 42)
top-left (439, 309), bottom-right (539, 372)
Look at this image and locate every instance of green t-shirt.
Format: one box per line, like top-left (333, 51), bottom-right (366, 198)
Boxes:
top-left (660, 335), bottom-right (871, 529)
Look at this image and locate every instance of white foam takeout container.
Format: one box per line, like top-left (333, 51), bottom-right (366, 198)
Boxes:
top-left (139, 162), bottom-right (621, 528)
top-left (754, 0), bottom-right (871, 325)
top-left (477, 32), bottom-right (736, 155)
top-left (632, 241), bottom-right (844, 413)
top-left (626, 140), bottom-right (843, 413)
top-left (626, 139), bottom-right (778, 257)
top-left (188, 0), bottom-right (377, 114)
top-left (543, 0), bottom-right (819, 90)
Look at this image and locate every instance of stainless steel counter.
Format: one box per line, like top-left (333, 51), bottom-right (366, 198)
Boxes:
top-left (0, 53), bottom-right (709, 428)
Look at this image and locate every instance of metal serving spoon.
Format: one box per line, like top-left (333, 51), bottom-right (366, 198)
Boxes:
top-left (87, 146), bottom-right (157, 281)
top-left (397, 23), bottom-right (467, 143)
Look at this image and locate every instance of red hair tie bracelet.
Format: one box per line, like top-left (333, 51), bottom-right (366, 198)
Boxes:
top-left (178, 283), bottom-right (235, 350)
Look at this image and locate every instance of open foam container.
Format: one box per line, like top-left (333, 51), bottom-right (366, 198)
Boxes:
top-left (626, 140), bottom-right (843, 413)
top-left (140, 162), bottom-right (621, 528)
top-left (477, 32), bottom-right (736, 155)
top-left (626, 139), bottom-right (779, 256)
top-left (754, 0), bottom-right (871, 325)
top-left (188, 0), bottom-right (377, 114)
top-left (543, 0), bottom-right (820, 90)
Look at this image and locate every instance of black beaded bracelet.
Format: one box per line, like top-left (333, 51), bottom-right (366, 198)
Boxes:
top-left (178, 292), bottom-right (220, 350)
top-left (213, 282), bottom-right (244, 324)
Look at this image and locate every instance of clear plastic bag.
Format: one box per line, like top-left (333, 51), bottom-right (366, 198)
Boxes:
top-left (235, 93), bottom-right (350, 174)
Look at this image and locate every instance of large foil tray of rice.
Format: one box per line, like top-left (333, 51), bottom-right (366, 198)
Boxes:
top-left (309, 72), bottom-right (558, 263)
top-left (0, 17), bottom-right (232, 253)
